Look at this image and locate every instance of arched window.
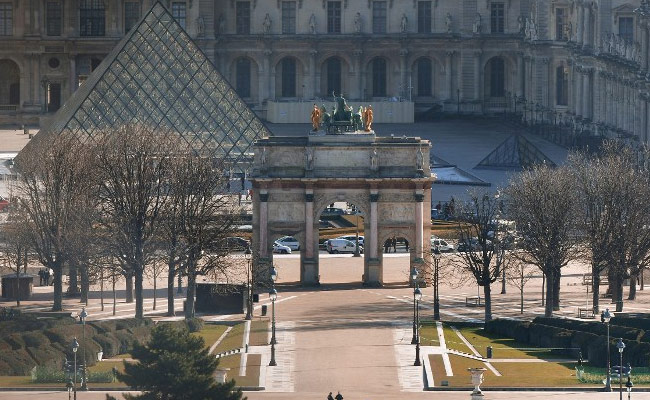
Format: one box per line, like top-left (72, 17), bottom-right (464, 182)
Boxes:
top-left (0, 59), bottom-right (20, 106)
top-left (326, 58), bottom-right (342, 97)
top-left (79, 0), bottom-right (105, 36)
top-left (556, 65), bottom-right (568, 106)
top-left (281, 58), bottom-right (296, 97)
top-left (489, 57), bottom-right (505, 97)
top-left (416, 58), bottom-right (432, 97)
top-left (372, 58), bottom-right (387, 97)
top-left (236, 58), bottom-right (251, 98)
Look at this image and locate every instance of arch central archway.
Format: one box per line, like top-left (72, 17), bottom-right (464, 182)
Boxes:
top-left (251, 132), bottom-right (434, 286)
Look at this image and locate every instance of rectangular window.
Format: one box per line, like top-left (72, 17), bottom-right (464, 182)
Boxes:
top-left (0, 3), bottom-right (13, 36)
top-left (327, 1), bottom-right (341, 34)
top-left (417, 1), bottom-right (431, 33)
top-left (556, 66), bottom-right (568, 106)
top-left (236, 1), bottom-right (251, 34)
top-left (124, 1), bottom-right (140, 33)
top-left (46, 2), bottom-right (62, 36)
top-left (490, 2), bottom-right (505, 34)
top-left (619, 17), bottom-right (634, 43)
top-left (372, 1), bottom-right (387, 34)
top-left (555, 8), bottom-right (567, 40)
top-left (79, 0), bottom-right (105, 36)
top-left (282, 1), bottom-right (296, 34)
top-left (171, 2), bottom-right (186, 30)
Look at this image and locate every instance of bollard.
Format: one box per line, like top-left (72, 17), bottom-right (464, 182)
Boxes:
top-left (486, 346), bottom-right (492, 359)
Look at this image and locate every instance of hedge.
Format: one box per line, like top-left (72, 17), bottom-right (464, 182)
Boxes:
top-left (533, 317), bottom-right (644, 342)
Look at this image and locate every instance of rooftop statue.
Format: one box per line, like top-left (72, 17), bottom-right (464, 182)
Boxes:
top-left (318, 93), bottom-right (365, 134)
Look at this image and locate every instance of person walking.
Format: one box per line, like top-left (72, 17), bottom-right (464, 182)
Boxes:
top-left (405, 239), bottom-right (409, 252)
top-left (327, 392), bottom-right (334, 400)
top-left (335, 392), bottom-right (343, 400)
top-left (38, 269), bottom-right (44, 286)
top-left (392, 237), bottom-right (397, 253)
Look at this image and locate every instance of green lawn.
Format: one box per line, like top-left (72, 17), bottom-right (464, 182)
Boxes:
top-left (194, 324), bottom-right (229, 352)
top-left (249, 320), bottom-right (270, 346)
top-left (216, 353), bottom-right (262, 388)
top-left (419, 322), bottom-right (475, 354)
top-left (213, 323), bottom-right (245, 354)
top-left (457, 326), bottom-right (564, 359)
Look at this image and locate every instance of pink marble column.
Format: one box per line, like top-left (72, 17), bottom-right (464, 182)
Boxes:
top-left (415, 190), bottom-right (424, 259)
top-left (370, 191), bottom-right (379, 258)
top-left (305, 190), bottom-right (314, 258)
top-left (259, 190), bottom-right (269, 258)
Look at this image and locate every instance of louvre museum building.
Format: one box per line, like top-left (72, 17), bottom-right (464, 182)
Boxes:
top-left (0, 0), bottom-right (649, 144)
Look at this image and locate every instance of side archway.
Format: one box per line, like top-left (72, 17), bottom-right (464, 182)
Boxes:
top-left (0, 59), bottom-right (20, 107)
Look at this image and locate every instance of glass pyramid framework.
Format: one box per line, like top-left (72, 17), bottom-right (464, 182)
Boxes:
top-left (475, 134), bottom-right (556, 170)
top-left (31, 2), bottom-right (270, 171)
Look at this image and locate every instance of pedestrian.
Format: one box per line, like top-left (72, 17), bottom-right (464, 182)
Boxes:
top-left (247, 188), bottom-right (252, 200)
top-left (404, 239), bottom-right (409, 252)
top-left (44, 269), bottom-right (51, 286)
top-left (392, 237), bottom-right (397, 253)
top-left (327, 392), bottom-right (334, 400)
top-left (335, 392), bottom-right (343, 400)
top-left (384, 239), bottom-right (389, 253)
top-left (38, 269), bottom-right (44, 286)
top-left (435, 201), bottom-right (441, 211)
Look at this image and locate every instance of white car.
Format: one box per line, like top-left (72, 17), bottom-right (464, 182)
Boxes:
top-left (273, 242), bottom-right (292, 254)
top-left (431, 237), bottom-right (454, 252)
top-left (276, 236), bottom-right (300, 251)
top-left (326, 238), bottom-right (363, 254)
top-left (337, 235), bottom-right (364, 246)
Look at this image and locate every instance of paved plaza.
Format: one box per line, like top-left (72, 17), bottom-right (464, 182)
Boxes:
top-left (4, 252), bottom-right (650, 398)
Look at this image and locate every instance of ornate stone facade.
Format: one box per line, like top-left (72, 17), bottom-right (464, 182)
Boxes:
top-left (1, 1), bottom-right (649, 143)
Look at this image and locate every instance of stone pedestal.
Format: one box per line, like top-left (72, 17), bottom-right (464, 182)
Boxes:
top-left (302, 259), bottom-right (319, 285)
top-left (215, 368), bottom-right (230, 384)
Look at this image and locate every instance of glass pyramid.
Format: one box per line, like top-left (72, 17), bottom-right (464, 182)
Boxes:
top-left (475, 134), bottom-right (556, 170)
top-left (30, 1), bottom-right (270, 171)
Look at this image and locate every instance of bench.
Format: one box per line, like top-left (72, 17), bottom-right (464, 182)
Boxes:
top-left (465, 296), bottom-right (484, 307)
top-left (578, 308), bottom-right (595, 319)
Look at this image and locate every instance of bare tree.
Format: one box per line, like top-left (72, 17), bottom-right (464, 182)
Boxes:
top-left (95, 124), bottom-right (176, 319)
top-left (453, 191), bottom-right (509, 322)
top-left (507, 164), bottom-right (579, 317)
top-left (165, 151), bottom-right (240, 319)
top-left (0, 204), bottom-right (31, 307)
top-left (505, 254), bottom-right (536, 314)
top-left (14, 132), bottom-right (94, 311)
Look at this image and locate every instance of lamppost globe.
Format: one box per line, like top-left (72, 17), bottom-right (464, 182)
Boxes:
top-left (269, 288), bottom-right (277, 301)
top-left (414, 287), bottom-right (422, 301)
top-left (271, 267), bottom-right (278, 282)
top-left (79, 308), bottom-right (87, 323)
top-left (72, 338), bottom-right (79, 353)
top-left (602, 308), bottom-right (612, 323)
top-left (617, 338), bottom-right (626, 353)
top-left (411, 267), bottom-right (418, 281)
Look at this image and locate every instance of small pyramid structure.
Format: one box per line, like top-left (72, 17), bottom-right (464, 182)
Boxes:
top-left (22, 1), bottom-right (270, 171)
top-left (475, 134), bottom-right (556, 170)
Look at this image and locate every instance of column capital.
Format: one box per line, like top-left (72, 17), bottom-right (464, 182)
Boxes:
top-left (305, 193), bottom-right (314, 202)
top-left (259, 193), bottom-right (269, 202)
top-left (399, 48), bottom-right (409, 57)
top-left (369, 193), bottom-right (379, 202)
top-left (414, 193), bottom-right (425, 202)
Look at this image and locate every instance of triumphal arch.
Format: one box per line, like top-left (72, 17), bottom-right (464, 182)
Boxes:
top-left (251, 100), bottom-right (434, 286)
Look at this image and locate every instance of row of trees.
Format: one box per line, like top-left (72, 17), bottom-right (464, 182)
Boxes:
top-left (1, 124), bottom-right (242, 318)
top-left (448, 143), bottom-right (650, 321)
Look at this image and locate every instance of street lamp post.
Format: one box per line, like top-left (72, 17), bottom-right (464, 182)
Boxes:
top-left (269, 266), bottom-right (278, 367)
top-left (414, 286), bottom-right (422, 366)
top-left (411, 267), bottom-right (418, 344)
top-left (245, 255), bottom-right (253, 320)
top-left (433, 247), bottom-right (441, 321)
top-left (79, 308), bottom-right (88, 391)
top-left (72, 338), bottom-right (79, 400)
top-left (602, 308), bottom-right (612, 391)
top-left (177, 263), bottom-right (184, 294)
top-left (617, 338), bottom-right (626, 400)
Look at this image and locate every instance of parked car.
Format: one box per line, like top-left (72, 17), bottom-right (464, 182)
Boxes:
top-left (430, 237), bottom-right (454, 252)
top-left (337, 235), bottom-right (364, 246)
top-left (321, 207), bottom-right (346, 216)
top-left (326, 238), bottom-right (363, 254)
top-left (273, 242), bottom-right (292, 254)
top-left (275, 236), bottom-right (300, 251)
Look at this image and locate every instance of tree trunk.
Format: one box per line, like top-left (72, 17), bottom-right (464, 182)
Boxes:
top-left (641, 269), bottom-right (645, 291)
top-left (125, 273), bottom-right (133, 303)
top-left (185, 273), bottom-right (197, 319)
top-left (628, 274), bottom-right (637, 300)
top-left (135, 267), bottom-right (144, 319)
top-left (501, 268), bottom-right (506, 294)
top-left (15, 269), bottom-right (20, 307)
top-left (553, 268), bottom-right (561, 311)
top-left (483, 283), bottom-right (492, 322)
top-left (52, 261), bottom-right (63, 311)
top-left (167, 267), bottom-right (176, 317)
top-left (592, 273), bottom-right (600, 315)
top-left (68, 262), bottom-right (79, 295)
top-left (80, 264), bottom-right (89, 305)
top-left (520, 286), bottom-right (524, 314)
top-left (152, 270), bottom-right (157, 311)
top-left (615, 276), bottom-right (624, 312)
top-left (544, 270), bottom-right (554, 317)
